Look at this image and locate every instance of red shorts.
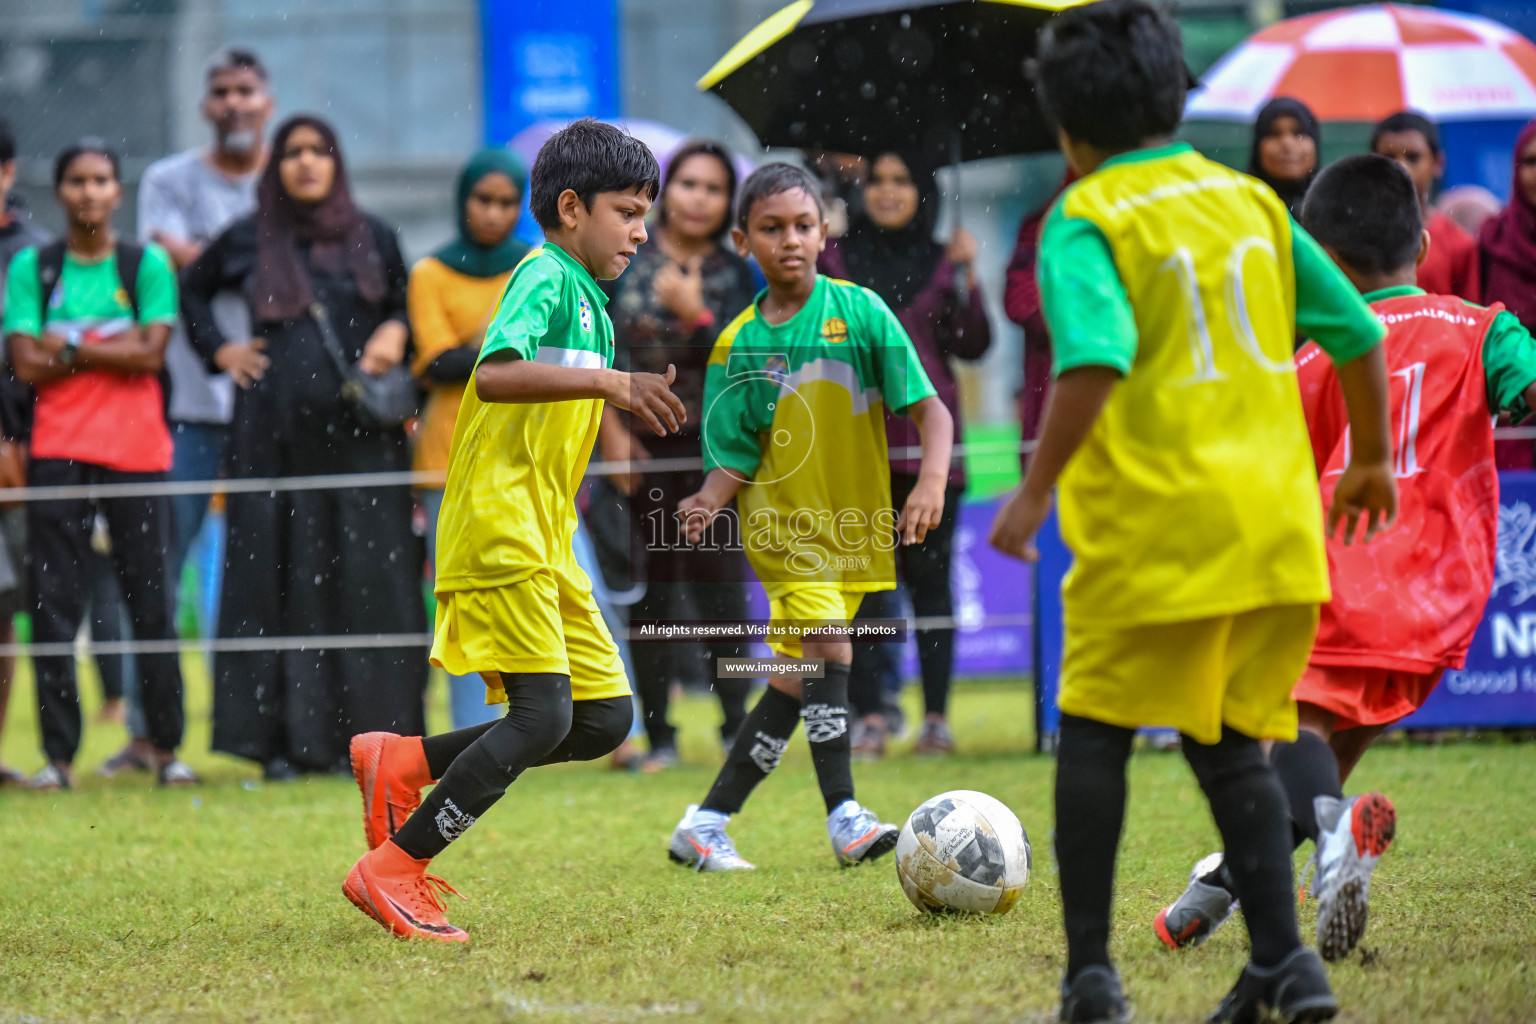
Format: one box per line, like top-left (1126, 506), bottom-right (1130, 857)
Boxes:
top-left (1292, 663), bottom-right (1445, 731)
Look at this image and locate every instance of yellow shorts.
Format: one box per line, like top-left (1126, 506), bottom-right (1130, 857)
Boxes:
top-left (765, 585), bottom-right (868, 659)
top-left (430, 572), bottom-right (631, 704)
top-left (1059, 603), bottom-right (1318, 745)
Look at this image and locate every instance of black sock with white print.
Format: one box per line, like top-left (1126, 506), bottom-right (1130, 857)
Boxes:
top-left (701, 684), bottom-right (801, 815)
top-left (803, 661), bottom-right (855, 815)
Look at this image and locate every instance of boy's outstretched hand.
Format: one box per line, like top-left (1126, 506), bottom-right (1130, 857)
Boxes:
top-left (1328, 459), bottom-right (1397, 545)
top-left (675, 491), bottom-right (718, 546)
top-left (989, 485), bottom-right (1053, 564)
top-left (612, 363), bottom-right (687, 437)
top-left (675, 468), bottom-right (746, 545)
top-left (896, 476), bottom-right (946, 546)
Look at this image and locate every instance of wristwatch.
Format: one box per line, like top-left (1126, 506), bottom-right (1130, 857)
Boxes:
top-left (57, 336), bottom-right (80, 366)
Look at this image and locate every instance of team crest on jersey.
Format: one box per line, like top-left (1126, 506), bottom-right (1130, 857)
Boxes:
top-left (578, 296), bottom-right (593, 333)
top-left (821, 316), bottom-right (848, 343)
top-left (114, 287), bottom-right (130, 309)
top-left (762, 354), bottom-right (788, 383)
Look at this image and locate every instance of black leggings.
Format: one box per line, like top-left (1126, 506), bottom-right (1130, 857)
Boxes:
top-left (397, 675), bottom-right (632, 860)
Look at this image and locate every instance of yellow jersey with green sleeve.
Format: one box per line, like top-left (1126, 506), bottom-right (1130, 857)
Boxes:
top-left (1037, 143), bottom-right (1385, 629)
top-left (701, 275), bottom-right (937, 598)
top-left (433, 242), bottom-right (612, 595)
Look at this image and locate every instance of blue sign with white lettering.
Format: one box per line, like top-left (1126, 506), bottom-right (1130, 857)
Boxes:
top-left (1401, 471), bottom-right (1536, 728)
top-left (480, 0), bottom-right (620, 145)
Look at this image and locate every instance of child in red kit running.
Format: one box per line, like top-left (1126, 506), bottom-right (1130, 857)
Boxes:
top-left (1157, 154), bottom-right (1536, 963)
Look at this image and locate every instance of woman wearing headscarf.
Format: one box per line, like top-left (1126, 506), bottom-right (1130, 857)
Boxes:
top-left (1481, 119), bottom-right (1536, 468)
top-left (602, 139), bottom-right (758, 771)
top-left (820, 150), bottom-right (992, 757)
top-left (182, 115), bottom-right (424, 779)
top-left (1249, 96), bottom-right (1321, 217)
top-left (407, 148), bottom-right (529, 729)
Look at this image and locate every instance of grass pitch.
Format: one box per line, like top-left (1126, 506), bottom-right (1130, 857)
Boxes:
top-left (2, 662), bottom-right (1534, 1023)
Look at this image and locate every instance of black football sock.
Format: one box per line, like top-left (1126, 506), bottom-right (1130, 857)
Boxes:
top-left (421, 718), bottom-right (501, 781)
top-left (1055, 713), bottom-right (1136, 981)
top-left (1270, 729), bottom-right (1344, 848)
top-left (1182, 727), bottom-right (1304, 969)
top-left (803, 661), bottom-right (855, 814)
top-left (393, 674), bottom-right (572, 860)
top-left (701, 684), bottom-right (800, 815)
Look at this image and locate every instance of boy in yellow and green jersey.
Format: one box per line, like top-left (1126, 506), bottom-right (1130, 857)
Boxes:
top-left (666, 163), bottom-right (954, 872)
top-left (987, 3), bottom-right (1398, 1022)
top-left (339, 120), bottom-right (687, 944)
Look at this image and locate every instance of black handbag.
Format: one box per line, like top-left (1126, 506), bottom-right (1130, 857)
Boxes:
top-left (309, 301), bottom-right (419, 431)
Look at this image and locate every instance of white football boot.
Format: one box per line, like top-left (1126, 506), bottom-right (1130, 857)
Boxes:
top-left (668, 805), bottom-right (755, 872)
top-left (827, 799), bottom-right (900, 867)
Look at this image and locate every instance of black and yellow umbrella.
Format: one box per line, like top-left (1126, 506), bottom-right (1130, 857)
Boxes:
top-left (698, 0), bottom-right (1092, 164)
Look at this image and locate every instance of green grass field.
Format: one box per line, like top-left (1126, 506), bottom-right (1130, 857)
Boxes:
top-left (3, 660), bottom-right (1534, 1023)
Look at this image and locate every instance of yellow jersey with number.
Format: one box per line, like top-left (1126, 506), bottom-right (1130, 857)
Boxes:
top-left (1037, 143), bottom-right (1385, 629)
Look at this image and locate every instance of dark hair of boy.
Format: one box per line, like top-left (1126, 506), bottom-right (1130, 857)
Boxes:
top-left (734, 162), bottom-right (824, 230)
top-left (53, 138), bottom-right (120, 189)
top-left (0, 118), bottom-right (14, 165)
top-left (1370, 111), bottom-right (1439, 157)
top-left (528, 117), bottom-right (660, 232)
top-left (1035, 0), bottom-right (1187, 152)
top-left (1301, 155), bottom-right (1424, 277)
top-left (206, 45), bottom-right (268, 83)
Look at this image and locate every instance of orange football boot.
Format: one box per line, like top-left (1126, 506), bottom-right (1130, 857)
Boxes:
top-left (351, 731), bottom-right (431, 850)
top-left (343, 840), bottom-right (468, 942)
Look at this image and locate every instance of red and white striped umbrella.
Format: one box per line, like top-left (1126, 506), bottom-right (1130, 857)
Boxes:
top-left (1186, 3), bottom-right (1536, 123)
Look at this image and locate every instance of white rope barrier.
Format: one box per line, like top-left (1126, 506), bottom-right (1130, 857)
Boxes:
top-left (0, 442), bottom-right (1038, 503)
top-left (0, 613), bottom-right (1035, 659)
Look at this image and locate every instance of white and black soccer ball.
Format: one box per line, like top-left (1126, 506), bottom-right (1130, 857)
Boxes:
top-left (895, 790), bottom-right (1031, 915)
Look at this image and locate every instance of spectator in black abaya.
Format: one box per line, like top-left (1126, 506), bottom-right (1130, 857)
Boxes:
top-left (602, 139), bottom-right (758, 770)
top-left (820, 151), bottom-right (991, 757)
top-left (1248, 97), bottom-right (1320, 218)
top-left (182, 115), bottom-right (425, 780)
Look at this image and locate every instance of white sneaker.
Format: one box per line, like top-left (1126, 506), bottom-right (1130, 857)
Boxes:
top-left (668, 805), bottom-right (755, 872)
top-left (826, 799), bottom-right (899, 867)
top-left (1313, 792), bottom-right (1396, 961)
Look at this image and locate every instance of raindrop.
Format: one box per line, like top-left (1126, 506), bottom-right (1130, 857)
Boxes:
top-left (860, 81), bottom-right (877, 100)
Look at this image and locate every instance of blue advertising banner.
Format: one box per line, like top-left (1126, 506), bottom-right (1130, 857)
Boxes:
top-left (1400, 471), bottom-right (1536, 728)
top-left (480, 0), bottom-right (620, 145)
top-left (1034, 474), bottom-right (1536, 745)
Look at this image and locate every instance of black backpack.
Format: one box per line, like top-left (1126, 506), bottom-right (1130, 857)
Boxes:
top-left (0, 239), bottom-right (147, 441)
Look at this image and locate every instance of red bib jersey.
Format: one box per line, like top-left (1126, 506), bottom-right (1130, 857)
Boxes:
top-left (1295, 291), bottom-right (1509, 676)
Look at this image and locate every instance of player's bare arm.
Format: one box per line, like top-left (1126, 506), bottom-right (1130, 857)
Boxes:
top-left (1329, 344), bottom-right (1397, 545)
top-left (896, 395), bottom-right (954, 546)
top-left (676, 467), bottom-right (746, 545)
top-left (989, 365), bottom-right (1119, 563)
top-left (475, 355), bottom-right (685, 436)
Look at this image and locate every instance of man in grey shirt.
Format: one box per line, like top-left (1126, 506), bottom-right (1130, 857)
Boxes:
top-left (137, 45), bottom-right (273, 574)
top-left (94, 47), bottom-right (273, 778)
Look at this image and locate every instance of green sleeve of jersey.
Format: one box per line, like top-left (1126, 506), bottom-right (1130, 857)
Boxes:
top-left (1290, 219), bottom-right (1385, 363)
top-left (135, 244), bottom-right (179, 325)
top-left (700, 360), bottom-right (764, 477)
top-left (1480, 308), bottom-right (1536, 421)
top-left (2, 247), bottom-right (41, 338)
top-left (861, 288), bottom-right (937, 413)
top-left (1037, 207), bottom-right (1138, 375)
top-left (479, 257), bottom-right (559, 364)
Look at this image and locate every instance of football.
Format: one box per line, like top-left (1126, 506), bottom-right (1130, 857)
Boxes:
top-left (895, 790), bottom-right (1032, 915)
